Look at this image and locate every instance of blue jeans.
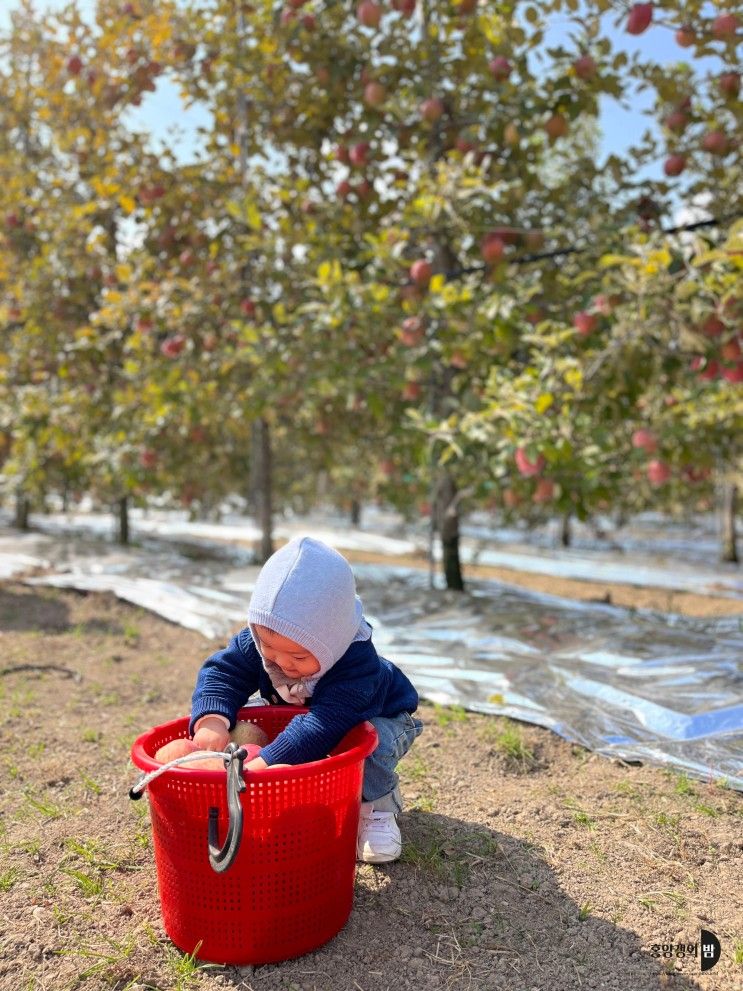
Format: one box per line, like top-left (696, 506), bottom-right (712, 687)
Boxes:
top-left (362, 711), bottom-right (424, 813)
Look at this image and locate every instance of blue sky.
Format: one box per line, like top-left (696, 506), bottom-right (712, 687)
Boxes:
top-left (1, 0), bottom-right (720, 181)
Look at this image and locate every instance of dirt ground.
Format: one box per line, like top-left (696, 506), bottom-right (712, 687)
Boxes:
top-left (0, 582), bottom-right (741, 991)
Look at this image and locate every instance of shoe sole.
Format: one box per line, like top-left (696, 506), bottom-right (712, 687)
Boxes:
top-left (357, 850), bottom-right (402, 864)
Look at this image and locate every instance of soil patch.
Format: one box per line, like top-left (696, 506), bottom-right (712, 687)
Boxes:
top-left (0, 584), bottom-right (740, 991)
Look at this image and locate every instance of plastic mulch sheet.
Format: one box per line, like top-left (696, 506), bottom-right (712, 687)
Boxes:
top-left (1, 521), bottom-right (741, 790)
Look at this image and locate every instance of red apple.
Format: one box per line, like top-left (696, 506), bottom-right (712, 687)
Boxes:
top-left (336, 180), bottom-right (352, 199)
top-left (356, 178), bottom-right (373, 199)
top-left (357, 0), bottom-right (382, 27)
top-left (700, 362), bottom-right (720, 381)
top-left (420, 97), bottom-right (445, 122)
top-left (719, 72), bottom-right (740, 97)
top-left (721, 362), bottom-right (743, 383)
top-left (391, 0), bottom-right (416, 16)
top-left (664, 109), bottom-right (688, 133)
top-left (573, 55), bottom-right (597, 80)
top-left (544, 113), bottom-right (568, 141)
top-left (491, 226), bottom-right (520, 245)
top-left (67, 55), bottom-right (83, 75)
top-left (533, 478), bottom-right (554, 503)
top-left (135, 316), bottom-right (153, 333)
top-left (712, 13), bottom-right (738, 39)
top-left (410, 259), bottom-right (433, 286)
top-left (240, 298), bottom-right (256, 317)
top-left (349, 141), bottom-right (370, 166)
top-left (502, 488), bottom-right (519, 509)
top-left (161, 335), bottom-right (186, 357)
top-left (721, 338), bottom-right (742, 362)
top-left (139, 184), bottom-right (166, 204)
top-left (573, 311), bottom-right (598, 335)
top-left (400, 316), bottom-right (425, 346)
top-left (488, 56), bottom-right (512, 80)
top-left (402, 381), bottom-right (423, 401)
top-left (700, 315), bottom-right (726, 337)
top-left (178, 249), bottom-right (196, 267)
top-left (515, 447), bottom-right (545, 477)
top-left (675, 24), bottom-right (696, 47)
top-left (663, 154), bottom-right (687, 177)
top-left (631, 428), bottom-right (657, 453)
top-left (449, 350), bottom-right (468, 369)
top-left (334, 144), bottom-right (350, 163)
top-left (288, 0), bottom-right (307, 7)
top-left (702, 130), bottom-right (729, 155)
top-left (592, 294), bottom-right (613, 316)
top-left (5, 212), bottom-right (21, 229)
top-left (139, 448), bottom-right (157, 469)
top-left (301, 13), bottom-right (316, 29)
top-left (647, 460), bottom-right (671, 486)
top-left (364, 81), bottom-right (386, 107)
top-left (455, 133), bottom-right (477, 154)
top-left (626, 3), bottom-right (653, 35)
top-left (480, 234), bottom-right (505, 264)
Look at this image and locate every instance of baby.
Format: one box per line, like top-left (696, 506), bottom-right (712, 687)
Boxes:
top-left (189, 535), bottom-right (423, 864)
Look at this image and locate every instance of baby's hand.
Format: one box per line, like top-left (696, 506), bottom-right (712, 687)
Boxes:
top-left (192, 715), bottom-right (230, 752)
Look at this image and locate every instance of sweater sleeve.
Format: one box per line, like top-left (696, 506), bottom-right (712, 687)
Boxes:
top-left (188, 628), bottom-right (261, 736)
top-left (260, 682), bottom-right (375, 765)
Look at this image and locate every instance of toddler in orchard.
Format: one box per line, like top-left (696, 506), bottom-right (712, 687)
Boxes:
top-left (190, 535), bottom-right (423, 864)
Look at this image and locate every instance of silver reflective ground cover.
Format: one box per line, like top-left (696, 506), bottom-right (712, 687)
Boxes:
top-left (1, 520), bottom-right (741, 790)
top-left (357, 565), bottom-right (743, 790)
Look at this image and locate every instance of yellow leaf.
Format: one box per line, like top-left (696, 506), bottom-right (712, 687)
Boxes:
top-left (643, 246), bottom-right (671, 274)
top-left (272, 301), bottom-right (286, 323)
top-left (564, 368), bottom-right (583, 390)
top-left (92, 176), bottom-right (119, 198)
top-left (245, 201), bottom-right (262, 232)
top-left (600, 253), bottom-right (641, 269)
top-left (488, 693), bottom-right (505, 705)
top-left (429, 273), bottom-right (446, 294)
top-left (118, 194), bottom-right (136, 215)
top-left (260, 38), bottom-right (277, 54)
top-left (371, 283), bottom-right (390, 303)
top-left (535, 393), bottom-right (553, 414)
top-left (115, 263), bottom-right (132, 282)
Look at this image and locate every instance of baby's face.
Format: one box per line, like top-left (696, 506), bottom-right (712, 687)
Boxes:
top-left (254, 625), bottom-right (321, 679)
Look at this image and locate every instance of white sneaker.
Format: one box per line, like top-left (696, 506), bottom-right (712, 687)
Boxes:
top-left (356, 801), bottom-right (402, 863)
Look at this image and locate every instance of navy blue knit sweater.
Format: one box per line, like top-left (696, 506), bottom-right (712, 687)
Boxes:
top-left (189, 626), bottom-right (419, 765)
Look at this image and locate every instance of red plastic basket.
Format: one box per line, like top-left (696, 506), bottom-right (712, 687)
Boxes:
top-left (130, 705), bottom-right (378, 965)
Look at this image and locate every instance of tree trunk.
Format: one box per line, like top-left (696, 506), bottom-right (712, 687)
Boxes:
top-left (14, 493), bottom-right (30, 530)
top-left (117, 496), bottom-right (129, 545)
top-left (430, 240), bottom-right (465, 591)
top-left (720, 482), bottom-right (738, 563)
top-left (560, 512), bottom-right (571, 548)
top-left (436, 472), bottom-right (464, 591)
top-left (350, 499), bottom-right (361, 526)
top-left (252, 418), bottom-right (273, 562)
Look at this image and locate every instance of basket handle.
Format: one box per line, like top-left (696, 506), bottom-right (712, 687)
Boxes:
top-left (208, 743), bottom-right (248, 873)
